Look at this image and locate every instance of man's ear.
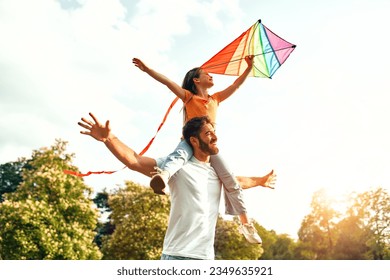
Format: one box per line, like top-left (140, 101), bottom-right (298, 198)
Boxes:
top-left (189, 136), bottom-right (199, 148)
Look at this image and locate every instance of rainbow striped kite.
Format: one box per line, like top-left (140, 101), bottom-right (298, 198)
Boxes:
top-left (201, 19), bottom-right (296, 78)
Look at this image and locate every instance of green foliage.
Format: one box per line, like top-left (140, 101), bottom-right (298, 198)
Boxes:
top-left (297, 187), bottom-right (390, 260)
top-left (351, 188), bottom-right (390, 259)
top-left (261, 232), bottom-right (297, 260)
top-left (332, 215), bottom-right (370, 259)
top-left (0, 140), bottom-right (101, 260)
top-left (214, 217), bottom-right (263, 260)
top-left (93, 190), bottom-right (110, 211)
top-left (0, 158), bottom-right (28, 202)
top-left (100, 181), bottom-right (170, 260)
top-left (93, 189), bottom-right (114, 248)
top-left (297, 189), bottom-right (339, 259)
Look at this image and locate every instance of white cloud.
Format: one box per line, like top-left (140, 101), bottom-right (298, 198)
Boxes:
top-left (0, 0), bottom-right (246, 169)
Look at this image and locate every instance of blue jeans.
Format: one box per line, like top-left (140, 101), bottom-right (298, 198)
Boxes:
top-left (161, 253), bottom-right (201, 260)
top-left (162, 139), bottom-right (247, 215)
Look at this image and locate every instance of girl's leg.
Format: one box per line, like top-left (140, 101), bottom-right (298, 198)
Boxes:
top-left (150, 139), bottom-right (193, 194)
top-left (210, 154), bottom-right (262, 244)
top-left (210, 153), bottom-right (247, 216)
top-left (162, 139), bottom-right (193, 176)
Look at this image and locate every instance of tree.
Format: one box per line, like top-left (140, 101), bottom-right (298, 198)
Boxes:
top-left (261, 233), bottom-right (296, 260)
top-left (296, 187), bottom-right (390, 260)
top-left (214, 217), bottom-right (263, 260)
top-left (352, 188), bottom-right (390, 259)
top-left (0, 140), bottom-right (101, 259)
top-left (101, 181), bottom-right (170, 260)
top-left (293, 240), bottom-right (314, 260)
top-left (297, 188), bottom-right (340, 259)
top-left (332, 214), bottom-right (370, 259)
top-left (0, 159), bottom-right (28, 202)
top-left (93, 190), bottom-right (114, 248)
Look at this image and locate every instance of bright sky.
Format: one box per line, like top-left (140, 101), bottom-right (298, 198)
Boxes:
top-left (1, 0), bottom-right (389, 239)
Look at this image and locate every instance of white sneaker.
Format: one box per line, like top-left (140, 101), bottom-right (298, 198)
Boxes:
top-left (150, 168), bottom-right (169, 195)
top-left (238, 223), bottom-right (262, 244)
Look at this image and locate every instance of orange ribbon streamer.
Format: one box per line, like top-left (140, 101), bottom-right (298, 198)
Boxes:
top-left (64, 97), bottom-right (179, 177)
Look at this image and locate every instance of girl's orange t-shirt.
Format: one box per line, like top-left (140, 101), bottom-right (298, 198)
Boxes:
top-left (182, 89), bottom-right (221, 124)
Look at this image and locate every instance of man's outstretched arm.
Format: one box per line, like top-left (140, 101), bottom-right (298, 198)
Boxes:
top-left (78, 112), bottom-right (156, 178)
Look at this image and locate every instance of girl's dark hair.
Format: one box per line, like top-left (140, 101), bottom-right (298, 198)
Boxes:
top-left (182, 116), bottom-right (213, 147)
top-left (182, 67), bottom-right (201, 94)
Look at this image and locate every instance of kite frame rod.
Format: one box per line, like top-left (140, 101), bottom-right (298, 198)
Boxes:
top-left (201, 45), bottom-right (296, 70)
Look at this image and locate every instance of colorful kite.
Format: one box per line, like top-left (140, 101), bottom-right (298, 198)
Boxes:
top-left (201, 19), bottom-right (296, 78)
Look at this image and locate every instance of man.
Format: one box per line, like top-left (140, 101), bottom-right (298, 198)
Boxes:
top-left (78, 113), bottom-right (274, 259)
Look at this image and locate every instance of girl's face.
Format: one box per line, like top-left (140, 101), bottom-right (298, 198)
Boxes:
top-left (196, 70), bottom-right (214, 88)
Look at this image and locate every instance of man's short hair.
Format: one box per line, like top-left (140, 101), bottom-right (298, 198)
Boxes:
top-left (182, 116), bottom-right (213, 147)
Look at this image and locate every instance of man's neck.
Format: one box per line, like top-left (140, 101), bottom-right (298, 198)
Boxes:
top-left (193, 151), bottom-right (210, 163)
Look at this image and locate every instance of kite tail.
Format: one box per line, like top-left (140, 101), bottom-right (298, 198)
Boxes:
top-left (64, 96), bottom-right (180, 177)
top-left (138, 96), bottom-right (179, 156)
top-left (63, 168), bottom-right (123, 177)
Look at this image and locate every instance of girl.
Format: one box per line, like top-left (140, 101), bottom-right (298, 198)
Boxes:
top-left (133, 56), bottom-right (272, 244)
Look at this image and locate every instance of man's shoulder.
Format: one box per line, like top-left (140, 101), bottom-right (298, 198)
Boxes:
top-left (168, 157), bottom-right (220, 190)
top-left (188, 157), bottom-right (210, 166)
top-left (186, 157), bottom-right (218, 177)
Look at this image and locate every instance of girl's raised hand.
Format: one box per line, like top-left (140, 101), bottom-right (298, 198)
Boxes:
top-left (245, 55), bottom-right (254, 67)
top-left (132, 58), bottom-right (147, 72)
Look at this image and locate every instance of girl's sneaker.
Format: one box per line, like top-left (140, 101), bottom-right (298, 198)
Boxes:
top-left (238, 223), bottom-right (262, 244)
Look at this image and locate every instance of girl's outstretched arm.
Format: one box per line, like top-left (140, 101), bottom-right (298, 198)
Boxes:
top-left (216, 55), bottom-right (254, 102)
top-left (133, 58), bottom-right (186, 101)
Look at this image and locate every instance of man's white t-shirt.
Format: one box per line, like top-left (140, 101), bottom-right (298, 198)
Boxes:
top-left (157, 156), bottom-right (222, 260)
